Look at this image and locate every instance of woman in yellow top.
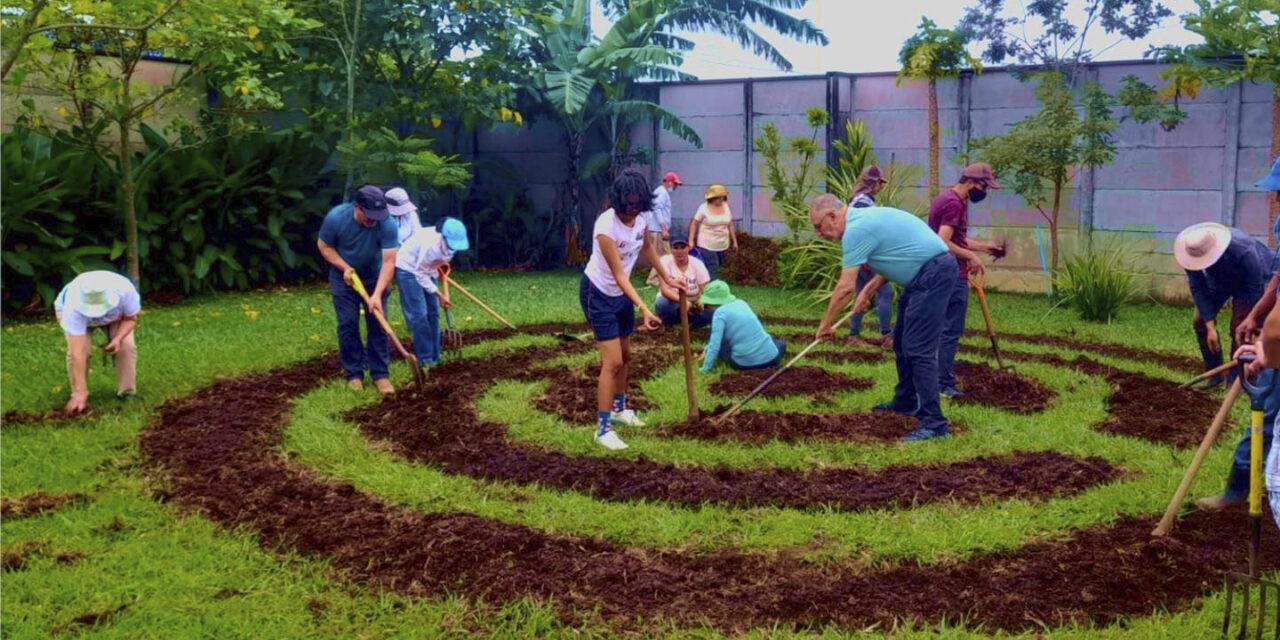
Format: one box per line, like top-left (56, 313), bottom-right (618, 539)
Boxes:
top-left (688, 183), bottom-right (738, 281)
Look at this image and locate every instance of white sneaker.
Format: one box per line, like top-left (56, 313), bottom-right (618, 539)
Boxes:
top-left (595, 430), bottom-right (629, 450)
top-left (610, 409), bottom-right (647, 428)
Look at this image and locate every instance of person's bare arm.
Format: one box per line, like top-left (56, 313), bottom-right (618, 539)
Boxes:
top-left (599, 235), bottom-right (661, 330)
top-left (1238, 271), bottom-right (1280, 344)
top-left (817, 267), bottom-right (864, 340)
top-left (369, 248), bottom-right (397, 315)
top-left (728, 217), bottom-right (738, 250)
top-left (642, 233), bottom-right (682, 294)
top-left (938, 225), bottom-right (983, 274)
top-left (103, 316), bottom-right (138, 354)
top-left (688, 217), bottom-right (701, 249)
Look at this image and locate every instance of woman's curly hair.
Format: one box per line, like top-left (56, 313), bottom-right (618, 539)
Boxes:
top-left (608, 168), bottom-right (654, 216)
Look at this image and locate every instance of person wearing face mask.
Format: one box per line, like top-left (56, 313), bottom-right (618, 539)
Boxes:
top-left (384, 187), bottom-right (424, 244)
top-left (928, 163), bottom-right (1007, 398)
top-left (395, 217), bottom-right (469, 368)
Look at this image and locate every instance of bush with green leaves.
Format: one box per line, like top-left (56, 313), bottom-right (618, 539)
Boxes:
top-left (754, 107), bottom-right (829, 243)
top-left (1051, 247), bottom-right (1144, 322)
top-left (1, 125), bottom-right (342, 311)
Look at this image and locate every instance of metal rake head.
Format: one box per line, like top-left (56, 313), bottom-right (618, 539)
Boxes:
top-left (1223, 572), bottom-right (1280, 639)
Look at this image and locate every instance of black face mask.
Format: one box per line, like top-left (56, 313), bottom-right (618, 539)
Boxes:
top-left (969, 188), bottom-right (988, 203)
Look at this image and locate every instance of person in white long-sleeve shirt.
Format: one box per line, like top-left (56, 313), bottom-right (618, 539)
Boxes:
top-left (385, 187), bottom-right (424, 244)
top-left (645, 171), bottom-right (682, 285)
top-left (395, 217), bottom-right (469, 367)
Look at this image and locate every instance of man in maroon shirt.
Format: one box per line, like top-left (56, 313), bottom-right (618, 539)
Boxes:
top-left (929, 163), bottom-right (1006, 397)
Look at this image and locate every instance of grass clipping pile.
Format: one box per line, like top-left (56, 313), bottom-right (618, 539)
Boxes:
top-left (136, 325), bottom-right (1270, 635)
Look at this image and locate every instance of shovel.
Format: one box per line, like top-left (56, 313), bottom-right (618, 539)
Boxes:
top-left (968, 269), bottom-right (1005, 369)
top-left (348, 272), bottom-right (426, 390)
top-left (1152, 378), bottom-right (1244, 537)
top-left (1222, 353), bottom-right (1279, 639)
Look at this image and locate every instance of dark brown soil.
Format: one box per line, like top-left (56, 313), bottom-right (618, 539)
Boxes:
top-left (138, 350), bottom-right (1279, 633)
top-left (951, 362), bottom-right (1056, 413)
top-left (530, 366), bottom-right (654, 425)
top-left (1, 492), bottom-right (86, 518)
top-left (51, 604), bottom-right (130, 634)
top-left (2, 541), bottom-right (43, 571)
top-left (808, 349), bottom-right (887, 364)
top-left (663, 410), bottom-right (921, 444)
top-left (1003, 351), bottom-right (1222, 448)
top-left (2, 409), bottom-right (93, 426)
top-left (708, 367), bottom-right (873, 402)
top-left (718, 232), bottom-right (783, 285)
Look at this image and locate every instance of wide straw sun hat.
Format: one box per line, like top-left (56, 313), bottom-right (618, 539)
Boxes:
top-left (1174, 222), bottom-right (1232, 271)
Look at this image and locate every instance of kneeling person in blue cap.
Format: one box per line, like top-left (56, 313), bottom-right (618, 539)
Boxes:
top-left (396, 217), bottom-right (468, 367)
top-left (699, 281), bottom-right (786, 372)
top-left (655, 230), bottom-right (713, 329)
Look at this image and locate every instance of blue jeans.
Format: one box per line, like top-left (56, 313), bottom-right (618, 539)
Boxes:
top-left (889, 253), bottom-right (956, 431)
top-left (722, 336), bottom-right (787, 370)
top-left (698, 248), bottom-right (724, 281)
top-left (656, 295), bottom-right (713, 328)
top-left (396, 268), bottom-right (441, 366)
top-left (937, 276), bottom-right (970, 390)
top-left (330, 269), bottom-right (391, 381)
top-left (1225, 369), bottom-right (1280, 500)
top-left (850, 270), bottom-right (893, 336)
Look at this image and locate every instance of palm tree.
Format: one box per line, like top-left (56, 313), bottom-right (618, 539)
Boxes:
top-left (529, 0), bottom-right (702, 247)
top-left (897, 17), bottom-right (981, 199)
top-left (598, 0), bottom-right (829, 71)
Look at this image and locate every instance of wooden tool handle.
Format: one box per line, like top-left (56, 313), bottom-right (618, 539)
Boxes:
top-left (445, 276), bottom-right (517, 329)
top-left (1151, 379), bottom-right (1243, 537)
top-left (348, 273), bottom-right (421, 375)
top-left (680, 290), bottom-right (700, 421)
top-left (1178, 359), bottom-right (1239, 389)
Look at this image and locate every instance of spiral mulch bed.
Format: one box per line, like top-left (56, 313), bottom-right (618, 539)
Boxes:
top-left (952, 362), bottom-right (1057, 413)
top-left (1005, 351), bottom-right (1223, 448)
top-left (709, 367), bottom-right (874, 402)
top-left (137, 344), bottom-right (1280, 634)
top-left (663, 410), bottom-right (922, 444)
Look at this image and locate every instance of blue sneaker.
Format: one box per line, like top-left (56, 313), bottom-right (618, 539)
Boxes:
top-left (902, 424), bottom-right (949, 441)
top-left (873, 401), bottom-right (918, 416)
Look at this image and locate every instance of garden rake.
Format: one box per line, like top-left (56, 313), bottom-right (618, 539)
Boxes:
top-left (968, 270), bottom-right (1005, 369)
top-left (348, 273), bottom-right (426, 390)
top-left (437, 267), bottom-right (464, 359)
top-left (1222, 354), bottom-right (1279, 640)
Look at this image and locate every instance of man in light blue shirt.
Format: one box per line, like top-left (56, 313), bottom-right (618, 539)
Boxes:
top-left (810, 194), bottom-right (956, 440)
top-left (645, 171), bottom-right (681, 285)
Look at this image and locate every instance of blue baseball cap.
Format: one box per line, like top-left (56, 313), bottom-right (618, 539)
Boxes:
top-left (354, 185), bottom-right (389, 221)
top-left (440, 217), bottom-right (469, 252)
top-left (669, 229), bottom-right (690, 246)
top-left (1257, 156), bottom-right (1280, 192)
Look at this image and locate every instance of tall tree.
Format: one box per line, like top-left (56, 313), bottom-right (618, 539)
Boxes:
top-left (897, 17), bottom-right (982, 199)
top-left (598, 0), bottom-right (828, 71)
top-left (970, 72), bottom-right (1118, 273)
top-left (1149, 0), bottom-right (1280, 243)
top-left (959, 0), bottom-right (1173, 87)
top-left (528, 0), bottom-right (701, 248)
top-left (3, 0), bottom-right (315, 283)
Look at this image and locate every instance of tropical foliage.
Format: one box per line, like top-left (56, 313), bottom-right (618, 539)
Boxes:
top-left (1052, 246), bottom-right (1144, 321)
top-left (898, 17), bottom-right (981, 198)
top-left (754, 107), bottom-right (829, 243)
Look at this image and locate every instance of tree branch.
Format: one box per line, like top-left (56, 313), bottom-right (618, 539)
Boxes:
top-left (30, 0), bottom-right (185, 36)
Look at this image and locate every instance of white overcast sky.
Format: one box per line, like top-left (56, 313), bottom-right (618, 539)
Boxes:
top-left (591, 0), bottom-right (1206, 79)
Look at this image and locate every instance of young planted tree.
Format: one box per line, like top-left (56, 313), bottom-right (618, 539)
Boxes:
top-left (754, 107), bottom-right (829, 242)
top-left (4, 0), bottom-right (315, 283)
top-left (598, 0), bottom-right (828, 71)
top-left (528, 0), bottom-right (701, 248)
top-left (897, 17), bottom-right (982, 199)
top-left (1148, 0), bottom-right (1280, 242)
top-left (970, 72), bottom-right (1117, 273)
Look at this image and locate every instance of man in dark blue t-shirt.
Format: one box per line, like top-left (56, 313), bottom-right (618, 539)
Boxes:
top-left (317, 185), bottom-right (399, 394)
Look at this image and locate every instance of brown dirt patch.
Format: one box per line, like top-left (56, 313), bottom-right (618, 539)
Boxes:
top-left (718, 232), bottom-right (783, 285)
top-left (138, 349), bottom-right (1278, 633)
top-left (663, 410), bottom-right (921, 444)
top-left (1, 492), bottom-right (86, 518)
top-left (808, 349), bottom-right (887, 364)
top-left (2, 409), bottom-right (94, 426)
top-left (51, 604), bottom-right (130, 635)
top-left (1004, 351), bottom-right (1221, 448)
top-left (708, 367), bottom-right (873, 402)
top-left (530, 366), bottom-right (654, 425)
top-left (952, 362), bottom-right (1056, 413)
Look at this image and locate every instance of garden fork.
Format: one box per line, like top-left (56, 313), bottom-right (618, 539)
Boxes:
top-left (437, 265), bottom-right (464, 359)
top-left (1222, 353), bottom-right (1279, 640)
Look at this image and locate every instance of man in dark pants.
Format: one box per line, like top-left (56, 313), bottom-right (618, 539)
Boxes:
top-left (810, 193), bottom-right (956, 441)
top-left (317, 185), bottom-right (400, 394)
top-left (1174, 222), bottom-right (1271, 389)
top-left (928, 163), bottom-right (1006, 398)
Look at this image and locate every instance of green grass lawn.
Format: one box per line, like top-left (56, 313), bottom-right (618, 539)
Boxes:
top-left (1, 270), bottom-right (1262, 639)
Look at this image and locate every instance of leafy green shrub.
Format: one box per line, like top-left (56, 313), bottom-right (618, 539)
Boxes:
top-left (1052, 247), bottom-right (1143, 322)
top-left (463, 157), bottom-right (556, 269)
top-left (754, 107), bottom-right (829, 243)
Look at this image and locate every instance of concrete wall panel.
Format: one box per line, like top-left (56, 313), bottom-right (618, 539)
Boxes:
top-left (1240, 101), bottom-right (1276, 149)
top-left (752, 79), bottom-right (827, 114)
top-left (969, 73), bottom-right (1040, 109)
top-left (662, 150), bottom-right (745, 185)
top-left (1111, 103), bottom-right (1226, 148)
top-left (856, 109), bottom-right (961, 149)
top-left (852, 75), bottom-right (962, 110)
top-left (659, 114), bottom-right (744, 152)
top-left (660, 83), bottom-right (745, 117)
top-left (1096, 64), bottom-right (1229, 104)
top-left (1237, 147), bottom-right (1279, 191)
top-left (1094, 148), bottom-right (1225, 191)
top-left (1091, 189), bottom-right (1223, 231)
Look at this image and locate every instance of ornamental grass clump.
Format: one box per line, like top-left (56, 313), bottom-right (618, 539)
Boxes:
top-left (1052, 247), bottom-right (1143, 322)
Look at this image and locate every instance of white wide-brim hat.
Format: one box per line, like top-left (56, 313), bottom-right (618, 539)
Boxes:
top-left (1174, 222), bottom-right (1231, 271)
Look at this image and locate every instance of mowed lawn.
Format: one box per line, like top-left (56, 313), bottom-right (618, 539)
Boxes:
top-left (1, 269), bottom-right (1264, 639)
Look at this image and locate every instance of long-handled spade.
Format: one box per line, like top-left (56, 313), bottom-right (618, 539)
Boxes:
top-left (967, 270), bottom-right (1005, 369)
top-left (348, 273), bottom-right (426, 390)
top-left (715, 306), bottom-right (858, 425)
top-left (1152, 378), bottom-right (1244, 538)
top-left (680, 289), bottom-right (700, 421)
top-left (1222, 354), bottom-right (1279, 639)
